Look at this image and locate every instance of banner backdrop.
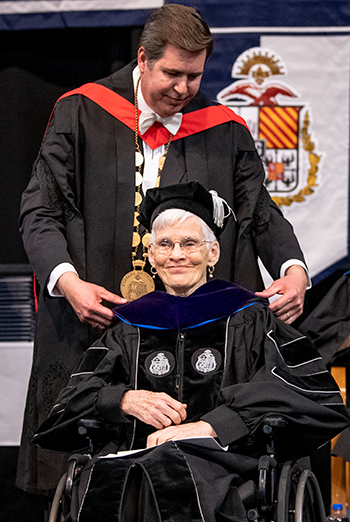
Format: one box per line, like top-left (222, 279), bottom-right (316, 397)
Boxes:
top-left (201, 32), bottom-right (350, 284)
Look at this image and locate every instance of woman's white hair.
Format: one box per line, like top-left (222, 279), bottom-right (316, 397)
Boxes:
top-left (150, 209), bottom-right (217, 243)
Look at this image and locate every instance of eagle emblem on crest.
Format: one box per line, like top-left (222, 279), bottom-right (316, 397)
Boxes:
top-left (217, 47), bottom-right (322, 207)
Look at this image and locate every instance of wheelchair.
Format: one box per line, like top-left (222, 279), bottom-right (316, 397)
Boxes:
top-left (48, 415), bottom-right (326, 522)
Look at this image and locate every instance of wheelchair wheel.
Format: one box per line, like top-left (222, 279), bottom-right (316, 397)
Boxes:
top-left (276, 461), bottom-right (326, 522)
top-left (294, 469), bottom-right (326, 522)
top-left (48, 473), bottom-right (67, 522)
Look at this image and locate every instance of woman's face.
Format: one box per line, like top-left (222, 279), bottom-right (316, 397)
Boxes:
top-left (148, 217), bottom-right (220, 297)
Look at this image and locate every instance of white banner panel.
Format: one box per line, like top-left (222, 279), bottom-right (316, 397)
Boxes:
top-left (208, 33), bottom-right (350, 282)
top-left (261, 35), bottom-right (350, 279)
top-left (0, 342), bottom-right (33, 446)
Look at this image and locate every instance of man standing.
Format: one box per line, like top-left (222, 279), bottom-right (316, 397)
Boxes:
top-left (18, 3), bottom-right (308, 495)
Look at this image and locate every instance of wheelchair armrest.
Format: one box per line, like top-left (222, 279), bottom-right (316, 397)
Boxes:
top-left (77, 418), bottom-right (107, 438)
top-left (261, 415), bottom-right (288, 435)
top-left (76, 417), bottom-right (119, 454)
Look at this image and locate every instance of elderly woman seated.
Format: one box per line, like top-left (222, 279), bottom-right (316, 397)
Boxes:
top-left (35, 182), bottom-right (349, 522)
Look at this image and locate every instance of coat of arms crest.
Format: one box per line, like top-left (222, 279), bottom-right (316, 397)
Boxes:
top-left (217, 47), bottom-right (321, 207)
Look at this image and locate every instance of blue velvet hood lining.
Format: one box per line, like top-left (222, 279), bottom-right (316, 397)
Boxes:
top-left (112, 279), bottom-right (266, 330)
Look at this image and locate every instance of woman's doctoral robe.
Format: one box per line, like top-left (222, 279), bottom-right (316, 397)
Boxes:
top-left (34, 281), bottom-right (349, 521)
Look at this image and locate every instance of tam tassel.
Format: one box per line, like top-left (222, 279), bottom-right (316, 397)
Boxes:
top-left (209, 190), bottom-right (236, 227)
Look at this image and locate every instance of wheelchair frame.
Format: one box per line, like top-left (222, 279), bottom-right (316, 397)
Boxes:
top-left (48, 415), bottom-right (327, 522)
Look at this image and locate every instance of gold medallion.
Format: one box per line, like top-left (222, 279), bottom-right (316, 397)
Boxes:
top-left (142, 232), bottom-right (152, 248)
top-left (134, 211), bottom-right (140, 227)
top-left (135, 192), bottom-right (142, 206)
top-left (132, 231), bottom-right (141, 248)
top-left (135, 172), bottom-right (143, 186)
top-left (125, 76), bottom-right (172, 303)
top-left (120, 268), bottom-right (155, 301)
top-left (135, 151), bottom-right (144, 167)
top-left (158, 154), bottom-right (166, 172)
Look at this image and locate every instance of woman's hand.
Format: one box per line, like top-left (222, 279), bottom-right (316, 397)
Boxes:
top-left (146, 420), bottom-right (217, 448)
top-left (121, 390), bottom-right (187, 430)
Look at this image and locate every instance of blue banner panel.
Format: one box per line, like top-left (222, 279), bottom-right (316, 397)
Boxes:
top-left (178, 0), bottom-right (350, 29)
top-left (0, 10), bottom-right (154, 29)
top-left (0, 1), bottom-right (163, 29)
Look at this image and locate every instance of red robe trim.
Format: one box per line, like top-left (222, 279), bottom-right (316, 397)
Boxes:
top-left (57, 82), bottom-right (250, 150)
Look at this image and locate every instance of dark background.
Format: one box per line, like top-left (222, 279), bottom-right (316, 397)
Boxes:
top-left (0, 26), bottom-right (142, 269)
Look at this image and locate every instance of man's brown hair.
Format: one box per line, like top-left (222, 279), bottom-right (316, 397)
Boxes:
top-left (139, 3), bottom-right (213, 63)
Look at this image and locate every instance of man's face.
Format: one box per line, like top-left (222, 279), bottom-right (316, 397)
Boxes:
top-left (138, 44), bottom-right (206, 118)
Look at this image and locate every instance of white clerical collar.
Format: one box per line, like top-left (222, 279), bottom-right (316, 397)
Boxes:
top-left (132, 66), bottom-right (182, 136)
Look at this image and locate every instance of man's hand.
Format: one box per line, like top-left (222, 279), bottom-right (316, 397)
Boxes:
top-left (147, 420), bottom-right (217, 448)
top-left (121, 390), bottom-right (187, 430)
top-left (255, 265), bottom-right (308, 324)
top-left (55, 272), bottom-right (127, 329)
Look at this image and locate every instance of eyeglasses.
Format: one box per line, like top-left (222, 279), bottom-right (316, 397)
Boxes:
top-left (151, 237), bottom-right (211, 255)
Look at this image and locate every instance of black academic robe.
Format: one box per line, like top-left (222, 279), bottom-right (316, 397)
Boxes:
top-left (18, 61), bottom-right (306, 493)
top-left (34, 281), bottom-right (349, 522)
